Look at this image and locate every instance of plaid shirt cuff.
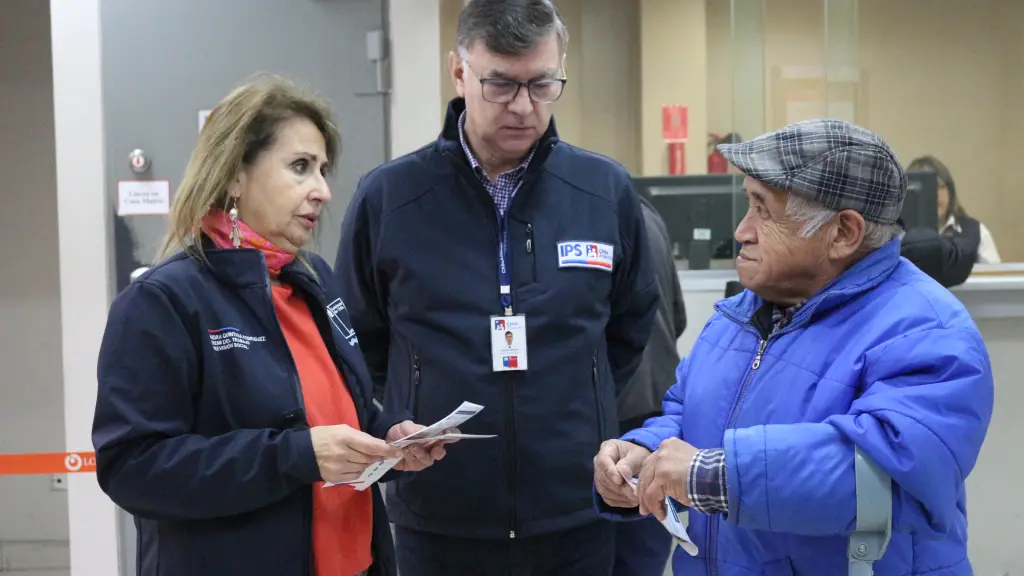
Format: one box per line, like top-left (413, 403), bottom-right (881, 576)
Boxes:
top-left (687, 448), bottom-right (729, 515)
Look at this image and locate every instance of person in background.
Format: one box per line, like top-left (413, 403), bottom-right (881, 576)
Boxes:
top-left (909, 155), bottom-right (1001, 263)
top-left (92, 75), bottom-right (451, 576)
top-left (594, 119), bottom-right (993, 575)
top-left (611, 191), bottom-right (686, 576)
top-left (899, 155), bottom-right (1000, 287)
top-left (334, 0), bottom-right (659, 573)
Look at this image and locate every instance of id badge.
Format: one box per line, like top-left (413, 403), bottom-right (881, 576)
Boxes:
top-left (490, 315), bottom-right (528, 371)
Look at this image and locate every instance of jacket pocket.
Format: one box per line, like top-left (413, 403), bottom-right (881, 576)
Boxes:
top-left (591, 350), bottom-right (606, 443)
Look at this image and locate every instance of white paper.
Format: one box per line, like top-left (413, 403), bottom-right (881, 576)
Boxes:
top-left (330, 456), bottom-right (403, 491)
top-left (390, 432), bottom-right (496, 448)
top-left (622, 471), bottom-right (699, 556)
top-left (324, 402), bottom-right (489, 491)
top-left (117, 180), bottom-right (170, 216)
top-left (391, 401), bottom-right (485, 443)
top-left (198, 109), bottom-right (212, 133)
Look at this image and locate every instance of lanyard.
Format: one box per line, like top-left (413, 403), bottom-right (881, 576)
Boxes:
top-left (496, 207), bottom-right (513, 316)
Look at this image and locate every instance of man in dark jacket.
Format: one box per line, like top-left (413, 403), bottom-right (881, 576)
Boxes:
top-left (899, 225), bottom-right (977, 287)
top-left (334, 1), bottom-right (659, 574)
top-left (613, 195), bottom-right (686, 575)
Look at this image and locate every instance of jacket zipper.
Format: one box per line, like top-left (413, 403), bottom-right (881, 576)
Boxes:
top-left (444, 145), bottom-right (558, 539)
top-left (502, 209), bottom-right (520, 540)
top-left (525, 223), bottom-right (536, 282)
top-left (709, 298), bottom-right (825, 576)
top-left (706, 336), bottom-right (767, 576)
top-left (504, 373), bottom-right (518, 539)
top-left (261, 266), bottom-right (311, 571)
top-left (262, 265), bottom-right (306, 419)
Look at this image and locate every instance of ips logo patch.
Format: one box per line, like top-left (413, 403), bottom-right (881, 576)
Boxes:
top-left (556, 241), bottom-right (614, 271)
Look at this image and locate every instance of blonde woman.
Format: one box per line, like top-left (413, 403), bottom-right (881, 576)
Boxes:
top-left (92, 75), bottom-right (450, 576)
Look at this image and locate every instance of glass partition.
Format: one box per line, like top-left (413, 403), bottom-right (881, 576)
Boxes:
top-left (546, 0), bottom-right (1024, 269)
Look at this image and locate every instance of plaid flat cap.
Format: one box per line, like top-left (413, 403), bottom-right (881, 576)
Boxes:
top-left (717, 119), bottom-right (907, 225)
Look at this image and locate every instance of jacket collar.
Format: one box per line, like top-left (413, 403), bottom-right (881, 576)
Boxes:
top-left (436, 97), bottom-right (561, 166)
top-left (717, 238), bottom-right (903, 329)
top-left (185, 235), bottom-right (322, 292)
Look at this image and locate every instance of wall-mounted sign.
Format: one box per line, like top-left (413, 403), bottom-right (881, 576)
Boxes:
top-left (662, 105), bottom-right (688, 142)
top-left (118, 180), bottom-right (170, 216)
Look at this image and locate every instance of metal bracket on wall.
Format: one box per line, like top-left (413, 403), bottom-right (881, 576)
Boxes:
top-left (356, 30), bottom-right (391, 96)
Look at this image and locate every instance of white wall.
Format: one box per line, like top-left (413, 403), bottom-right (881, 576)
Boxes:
top-left (0, 0), bottom-right (69, 550)
top-left (388, 0), bottom-right (442, 158)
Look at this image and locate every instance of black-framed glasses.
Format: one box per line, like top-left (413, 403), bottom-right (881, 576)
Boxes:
top-left (464, 60), bottom-right (567, 104)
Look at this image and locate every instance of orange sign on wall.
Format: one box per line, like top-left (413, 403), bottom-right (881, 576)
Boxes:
top-left (0, 452), bottom-right (97, 475)
top-left (662, 105), bottom-right (689, 142)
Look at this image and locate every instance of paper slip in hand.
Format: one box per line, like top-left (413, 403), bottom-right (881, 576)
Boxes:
top-left (327, 456), bottom-right (403, 491)
top-left (620, 469), bottom-right (699, 557)
top-left (390, 433), bottom-right (496, 448)
top-left (324, 401), bottom-right (489, 491)
top-left (391, 401), bottom-right (485, 443)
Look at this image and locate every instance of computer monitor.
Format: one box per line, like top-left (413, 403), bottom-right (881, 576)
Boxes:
top-left (634, 174), bottom-right (747, 265)
top-left (638, 171), bottom-right (938, 250)
top-left (901, 171), bottom-right (939, 231)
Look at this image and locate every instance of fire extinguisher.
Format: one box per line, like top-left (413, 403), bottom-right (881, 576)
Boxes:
top-left (707, 133), bottom-right (728, 174)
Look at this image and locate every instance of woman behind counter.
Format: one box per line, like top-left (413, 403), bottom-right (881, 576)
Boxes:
top-left (907, 155), bottom-right (1001, 263)
top-left (92, 75), bottom-right (451, 576)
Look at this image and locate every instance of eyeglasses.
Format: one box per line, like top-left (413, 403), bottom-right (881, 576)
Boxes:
top-left (463, 60), bottom-right (567, 104)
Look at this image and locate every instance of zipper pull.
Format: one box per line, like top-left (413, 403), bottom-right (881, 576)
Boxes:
top-left (751, 340), bottom-right (767, 370)
top-left (525, 223), bottom-right (533, 253)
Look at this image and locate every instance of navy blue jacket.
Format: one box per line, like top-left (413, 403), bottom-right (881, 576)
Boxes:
top-left (92, 243), bottom-right (405, 576)
top-left (334, 98), bottom-right (659, 539)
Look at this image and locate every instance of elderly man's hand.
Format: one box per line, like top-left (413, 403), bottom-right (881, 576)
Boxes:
top-left (636, 437), bottom-right (699, 521)
top-left (594, 439), bottom-right (651, 508)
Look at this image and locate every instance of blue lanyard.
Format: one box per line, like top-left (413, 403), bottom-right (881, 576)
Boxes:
top-left (496, 207), bottom-right (513, 316)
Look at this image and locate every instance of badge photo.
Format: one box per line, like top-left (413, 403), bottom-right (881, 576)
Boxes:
top-left (490, 315), bottom-right (528, 371)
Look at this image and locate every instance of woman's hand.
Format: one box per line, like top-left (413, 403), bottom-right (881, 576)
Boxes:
top-left (386, 421), bottom-right (460, 472)
top-left (310, 424), bottom-right (402, 483)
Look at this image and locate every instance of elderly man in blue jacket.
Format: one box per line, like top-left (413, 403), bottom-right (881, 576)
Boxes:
top-left (594, 119), bottom-right (994, 575)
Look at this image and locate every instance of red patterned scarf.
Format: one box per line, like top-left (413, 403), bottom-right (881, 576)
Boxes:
top-left (201, 207), bottom-right (295, 276)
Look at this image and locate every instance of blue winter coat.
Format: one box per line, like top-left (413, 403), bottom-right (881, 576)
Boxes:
top-left (602, 239), bottom-right (994, 575)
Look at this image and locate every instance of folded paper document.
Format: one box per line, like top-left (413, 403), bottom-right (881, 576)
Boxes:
top-left (620, 469), bottom-right (699, 556)
top-left (325, 401), bottom-right (494, 491)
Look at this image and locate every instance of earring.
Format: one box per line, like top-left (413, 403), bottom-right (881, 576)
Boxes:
top-left (228, 200), bottom-right (241, 248)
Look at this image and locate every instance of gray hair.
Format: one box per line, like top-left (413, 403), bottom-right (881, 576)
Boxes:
top-left (455, 0), bottom-right (569, 59)
top-left (786, 193), bottom-right (899, 251)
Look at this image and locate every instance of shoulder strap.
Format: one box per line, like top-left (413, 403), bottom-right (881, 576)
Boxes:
top-left (848, 446), bottom-right (892, 576)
